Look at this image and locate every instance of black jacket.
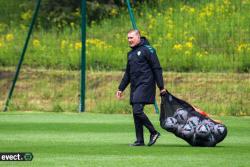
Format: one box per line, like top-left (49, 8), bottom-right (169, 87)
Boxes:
top-left (118, 37), bottom-right (164, 104)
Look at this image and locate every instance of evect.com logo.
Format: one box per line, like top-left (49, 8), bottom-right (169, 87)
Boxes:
top-left (0, 153), bottom-right (33, 161)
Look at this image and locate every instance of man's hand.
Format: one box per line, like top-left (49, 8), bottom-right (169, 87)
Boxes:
top-left (116, 90), bottom-right (123, 99)
top-left (160, 88), bottom-right (167, 96)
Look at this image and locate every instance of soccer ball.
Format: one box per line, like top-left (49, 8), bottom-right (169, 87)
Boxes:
top-left (213, 124), bottom-right (226, 137)
top-left (201, 119), bottom-right (215, 131)
top-left (196, 124), bottom-right (211, 138)
top-left (181, 123), bottom-right (195, 139)
top-left (192, 132), bottom-right (216, 147)
top-left (173, 108), bottom-right (188, 124)
top-left (164, 117), bottom-right (178, 132)
top-left (175, 124), bottom-right (184, 137)
top-left (187, 116), bottom-right (200, 128)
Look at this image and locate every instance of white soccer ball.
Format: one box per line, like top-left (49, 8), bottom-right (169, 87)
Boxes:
top-left (182, 123), bottom-right (195, 138)
top-left (175, 124), bottom-right (184, 137)
top-left (173, 108), bottom-right (188, 124)
top-left (196, 124), bottom-right (211, 138)
top-left (213, 124), bottom-right (226, 137)
top-left (201, 119), bottom-right (215, 131)
top-left (164, 117), bottom-right (178, 132)
top-left (187, 116), bottom-right (200, 128)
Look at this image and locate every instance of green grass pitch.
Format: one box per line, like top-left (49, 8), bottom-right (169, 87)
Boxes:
top-left (0, 112), bottom-right (249, 167)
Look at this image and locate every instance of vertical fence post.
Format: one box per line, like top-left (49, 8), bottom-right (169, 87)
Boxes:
top-left (79, 0), bottom-right (86, 112)
top-left (3, 0), bottom-right (42, 112)
top-left (126, 0), bottom-right (138, 30)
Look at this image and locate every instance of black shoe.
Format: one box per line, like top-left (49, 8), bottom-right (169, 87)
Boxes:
top-left (129, 141), bottom-right (145, 146)
top-left (148, 132), bottom-right (160, 146)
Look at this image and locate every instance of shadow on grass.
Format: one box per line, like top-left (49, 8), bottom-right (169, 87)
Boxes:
top-left (118, 143), bottom-right (227, 148)
top-left (117, 143), bottom-right (189, 148)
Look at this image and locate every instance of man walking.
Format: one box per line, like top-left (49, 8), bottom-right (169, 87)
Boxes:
top-left (116, 29), bottom-right (166, 146)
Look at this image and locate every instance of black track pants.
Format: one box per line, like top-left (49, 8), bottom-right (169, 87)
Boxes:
top-left (132, 103), bottom-right (157, 143)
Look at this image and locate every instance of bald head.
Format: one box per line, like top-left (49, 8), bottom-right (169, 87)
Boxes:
top-left (128, 29), bottom-right (141, 36)
top-left (127, 29), bottom-right (141, 47)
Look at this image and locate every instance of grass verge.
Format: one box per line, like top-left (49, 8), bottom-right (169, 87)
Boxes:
top-left (0, 68), bottom-right (249, 115)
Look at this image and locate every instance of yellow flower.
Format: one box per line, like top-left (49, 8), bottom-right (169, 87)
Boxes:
top-left (148, 24), bottom-right (153, 29)
top-left (86, 38), bottom-right (111, 49)
top-left (110, 8), bottom-right (118, 16)
top-left (75, 42), bottom-right (82, 50)
top-left (33, 39), bottom-right (41, 47)
top-left (189, 8), bottom-right (195, 14)
top-left (180, 6), bottom-right (187, 12)
top-left (91, 21), bottom-right (96, 26)
top-left (196, 52), bottom-right (203, 58)
top-left (61, 40), bottom-right (67, 49)
top-left (185, 42), bottom-right (193, 49)
top-left (96, 2), bottom-right (100, 8)
top-left (148, 14), bottom-right (153, 19)
top-left (169, 8), bottom-right (173, 13)
top-left (21, 10), bottom-right (32, 20)
top-left (173, 44), bottom-right (183, 51)
top-left (165, 17), bottom-right (174, 30)
top-left (199, 4), bottom-right (214, 18)
top-left (237, 43), bottom-right (248, 52)
top-left (242, 0), bottom-right (250, 5)
top-left (223, 0), bottom-right (230, 5)
top-left (73, 8), bottom-right (80, 17)
top-left (140, 30), bottom-right (148, 37)
top-left (188, 36), bottom-right (195, 41)
top-left (180, 5), bottom-right (195, 14)
top-left (166, 33), bottom-right (173, 40)
top-left (185, 51), bottom-right (191, 56)
top-left (6, 33), bottom-right (14, 41)
top-left (20, 24), bottom-right (27, 31)
top-left (184, 31), bottom-right (188, 36)
top-left (70, 22), bottom-right (75, 28)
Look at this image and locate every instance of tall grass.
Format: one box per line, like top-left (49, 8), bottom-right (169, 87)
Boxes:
top-left (0, 0), bottom-right (249, 72)
top-left (0, 68), bottom-right (249, 115)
